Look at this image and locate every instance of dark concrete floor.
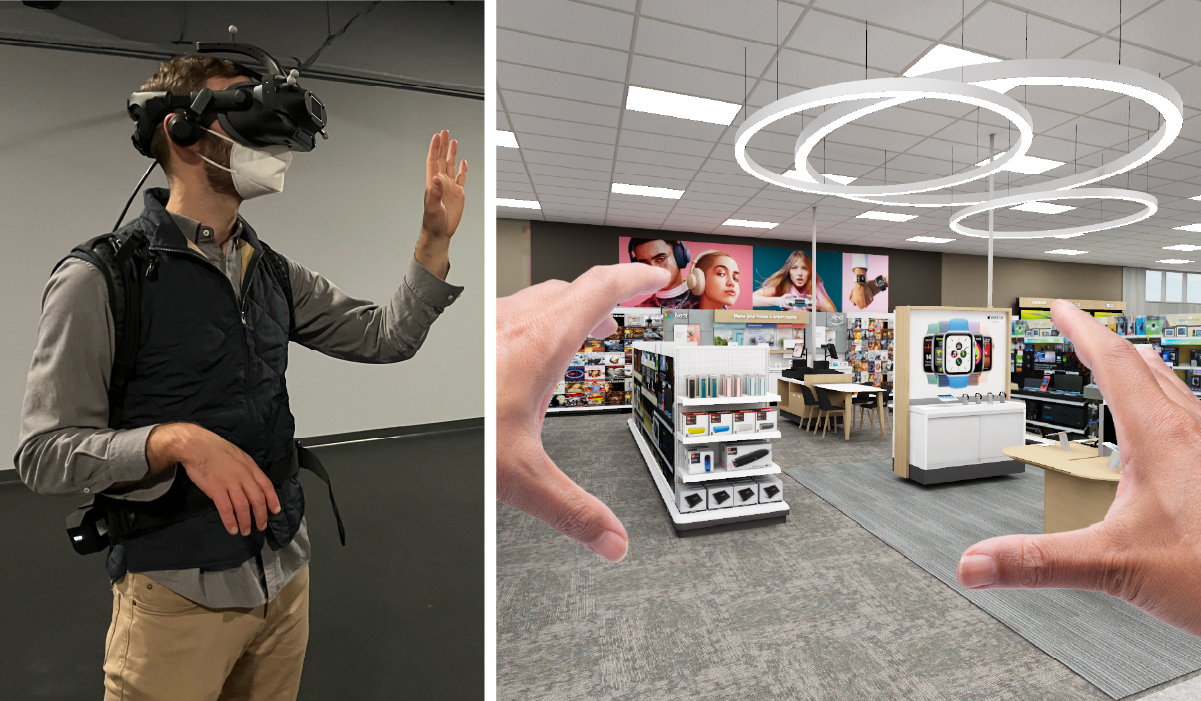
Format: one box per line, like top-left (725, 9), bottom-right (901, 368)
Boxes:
top-left (0, 427), bottom-right (483, 701)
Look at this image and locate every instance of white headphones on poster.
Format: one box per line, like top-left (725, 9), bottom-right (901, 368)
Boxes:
top-left (686, 250), bottom-right (722, 296)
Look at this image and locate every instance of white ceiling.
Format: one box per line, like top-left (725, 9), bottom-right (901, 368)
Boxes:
top-left (497, 0), bottom-right (1201, 273)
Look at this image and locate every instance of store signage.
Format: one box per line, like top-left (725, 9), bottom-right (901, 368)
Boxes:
top-left (828, 313), bottom-right (845, 325)
top-left (714, 309), bottom-right (808, 323)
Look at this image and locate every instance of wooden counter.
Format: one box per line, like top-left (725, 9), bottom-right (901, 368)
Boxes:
top-left (1003, 443), bottom-right (1120, 534)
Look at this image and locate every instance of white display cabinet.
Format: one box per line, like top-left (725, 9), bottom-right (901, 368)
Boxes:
top-left (629, 342), bottom-right (789, 535)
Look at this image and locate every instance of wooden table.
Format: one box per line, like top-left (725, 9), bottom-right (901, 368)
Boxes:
top-left (1003, 443), bottom-right (1120, 533)
top-left (814, 383), bottom-right (888, 440)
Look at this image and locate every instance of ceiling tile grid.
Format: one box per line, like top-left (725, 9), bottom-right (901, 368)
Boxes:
top-left (498, 0), bottom-right (1201, 272)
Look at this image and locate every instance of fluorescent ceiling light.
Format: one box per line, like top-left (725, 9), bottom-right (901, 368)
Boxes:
top-left (975, 153), bottom-right (1064, 175)
top-left (611, 182), bottom-right (684, 199)
top-left (1045, 249), bottom-right (1088, 255)
top-left (625, 86), bottom-right (741, 126)
top-left (904, 44), bottom-right (1001, 77)
top-left (496, 130), bottom-right (519, 148)
top-left (1010, 201), bottom-right (1076, 215)
top-left (496, 198), bottom-right (541, 210)
top-left (857, 211), bottom-right (918, 222)
top-left (1173, 223), bottom-right (1201, 232)
top-left (907, 236), bottom-right (954, 243)
top-left (723, 219), bottom-right (778, 229)
top-left (1158, 259), bottom-right (1194, 264)
top-left (1190, 195), bottom-right (1201, 201)
top-left (1164, 244), bottom-right (1201, 251)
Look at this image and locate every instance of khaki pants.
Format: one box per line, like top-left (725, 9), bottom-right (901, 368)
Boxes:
top-left (103, 566), bottom-right (309, 701)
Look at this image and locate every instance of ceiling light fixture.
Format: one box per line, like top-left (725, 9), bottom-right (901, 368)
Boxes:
top-left (857, 211), bottom-right (919, 222)
top-left (735, 77), bottom-right (1034, 198)
top-left (497, 198), bottom-right (541, 210)
top-left (1045, 249), bottom-right (1088, 255)
top-left (1190, 195), bottom-right (1201, 201)
top-left (1164, 244), bottom-right (1201, 251)
top-left (907, 236), bottom-right (954, 243)
top-left (1172, 224), bottom-right (1201, 233)
top-left (625, 86), bottom-right (741, 126)
top-left (723, 219), bottom-right (778, 229)
top-left (1158, 259), bottom-right (1194, 264)
top-left (496, 130), bottom-right (519, 148)
top-left (949, 188), bottom-right (1156, 239)
top-left (903, 44), bottom-right (1001, 77)
top-left (975, 153), bottom-right (1064, 175)
top-left (1010, 201), bottom-right (1076, 214)
top-left (611, 182), bottom-right (685, 199)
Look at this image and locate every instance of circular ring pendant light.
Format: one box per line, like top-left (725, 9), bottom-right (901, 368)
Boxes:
top-left (733, 77), bottom-right (1035, 197)
top-left (948, 188), bottom-right (1157, 239)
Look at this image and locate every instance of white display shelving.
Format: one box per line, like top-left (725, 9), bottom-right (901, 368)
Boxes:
top-left (547, 405), bottom-right (630, 414)
top-left (676, 430), bottom-right (781, 444)
top-left (630, 342), bottom-right (789, 533)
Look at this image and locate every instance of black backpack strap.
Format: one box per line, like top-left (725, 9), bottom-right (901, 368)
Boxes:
top-left (297, 445), bottom-right (346, 546)
top-left (258, 240), bottom-right (296, 339)
top-left (59, 230), bottom-right (151, 429)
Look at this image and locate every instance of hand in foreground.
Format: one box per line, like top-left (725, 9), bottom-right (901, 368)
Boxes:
top-left (957, 299), bottom-right (1201, 635)
top-left (146, 423), bottom-right (281, 537)
top-left (421, 130), bottom-right (468, 240)
top-left (497, 264), bottom-right (670, 562)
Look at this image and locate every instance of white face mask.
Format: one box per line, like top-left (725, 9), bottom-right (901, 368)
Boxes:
top-left (199, 127), bottom-right (293, 200)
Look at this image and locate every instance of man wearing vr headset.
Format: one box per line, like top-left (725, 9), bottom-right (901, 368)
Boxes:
top-left (15, 48), bottom-right (467, 701)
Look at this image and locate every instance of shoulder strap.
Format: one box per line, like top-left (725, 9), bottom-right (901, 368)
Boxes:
top-left (258, 240), bottom-right (296, 339)
top-left (60, 230), bottom-right (150, 429)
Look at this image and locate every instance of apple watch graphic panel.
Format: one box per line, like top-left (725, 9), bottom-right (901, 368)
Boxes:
top-left (924, 318), bottom-right (989, 390)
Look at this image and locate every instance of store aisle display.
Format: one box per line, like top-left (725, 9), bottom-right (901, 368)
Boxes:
top-left (549, 308), bottom-right (660, 411)
top-left (846, 316), bottom-right (894, 387)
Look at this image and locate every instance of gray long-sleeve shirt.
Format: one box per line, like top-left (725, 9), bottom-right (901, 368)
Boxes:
top-left (15, 211), bottom-right (463, 608)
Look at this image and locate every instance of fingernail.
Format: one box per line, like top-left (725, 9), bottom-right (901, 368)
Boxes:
top-left (958, 554), bottom-right (996, 588)
top-left (586, 530), bottom-right (628, 563)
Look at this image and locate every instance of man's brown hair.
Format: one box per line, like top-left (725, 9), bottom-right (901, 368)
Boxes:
top-left (140, 55), bottom-right (247, 171)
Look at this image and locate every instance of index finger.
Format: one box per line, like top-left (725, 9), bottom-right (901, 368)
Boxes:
top-left (552, 263), bottom-right (670, 344)
top-left (1050, 299), bottom-right (1176, 437)
top-left (426, 132), bottom-right (441, 183)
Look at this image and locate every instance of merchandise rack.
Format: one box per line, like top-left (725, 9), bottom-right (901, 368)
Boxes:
top-left (630, 342), bottom-right (789, 535)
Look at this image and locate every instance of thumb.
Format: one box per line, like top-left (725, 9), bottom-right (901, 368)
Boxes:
top-left (500, 447), bottom-right (629, 562)
top-left (957, 528), bottom-right (1114, 592)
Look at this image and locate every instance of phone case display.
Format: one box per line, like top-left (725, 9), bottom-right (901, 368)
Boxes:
top-left (846, 317), bottom-right (894, 387)
top-left (629, 343), bottom-right (789, 533)
top-left (550, 312), bottom-right (660, 411)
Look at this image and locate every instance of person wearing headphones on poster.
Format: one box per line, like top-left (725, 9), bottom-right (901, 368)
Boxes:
top-left (501, 267), bottom-right (1201, 638)
top-left (627, 238), bottom-right (695, 308)
top-left (686, 250), bottom-right (741, 310)
top-left (15, 46), bottom-right (466, 700)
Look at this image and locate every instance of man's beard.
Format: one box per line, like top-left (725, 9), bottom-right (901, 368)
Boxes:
top-left (198, 133), bottom-right (242, 201)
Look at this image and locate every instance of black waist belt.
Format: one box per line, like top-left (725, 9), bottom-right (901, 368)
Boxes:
top-left (66, 442), bottom-right (345, 556)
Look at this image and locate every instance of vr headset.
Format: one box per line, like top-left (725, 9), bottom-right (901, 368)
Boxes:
top-left (127, 41), bottom-right (327, 158)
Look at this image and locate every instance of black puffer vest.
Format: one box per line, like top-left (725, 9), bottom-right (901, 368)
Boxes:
top-left (66, 189), bottom-right (305, 579)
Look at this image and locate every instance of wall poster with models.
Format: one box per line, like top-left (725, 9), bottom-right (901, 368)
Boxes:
top-left (618, 236), bottom-right (755, 309)
top-left (752, 247), bottom-right (889, 312)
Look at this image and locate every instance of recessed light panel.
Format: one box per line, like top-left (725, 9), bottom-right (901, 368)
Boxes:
top-left (903, 44), bottom-right (1001, 77)
top-left (1164, 244), bottom-right (1201, 251)
top-left (625, 86), bottom-right (741, 126)
top-left (497, 198), bottom-right (541, 210)
top-left (1190, 195), bottom-right (1201, 201)
top-left (857, 211), bottom-right (918, 222)
top-left (1158, 259), bottom-right (1194, 264)
top-left (975, 154), bottom-right (1064, 175)
top-left (1010, 201), bottom-right (1076, 215)
top-left (907, 236), bottom-right (954, 243)
top-left (1173, 224), bottom-right (1201, 233)
top-left (611, 182), bottom-right (685, 199)
top-left (497, 130), bottom-right (519, 148)
top-left (723, 219), bottom-right (778, 229)
top-left (1045, 249), bottom-right (1087, 255)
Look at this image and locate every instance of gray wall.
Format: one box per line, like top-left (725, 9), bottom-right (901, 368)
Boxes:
top-left (496, 218), bottom-right (530, 297)
top-left (940, 253), bottom-right (1124, 309)
top-left (0, 42), bottom-right (483, 464)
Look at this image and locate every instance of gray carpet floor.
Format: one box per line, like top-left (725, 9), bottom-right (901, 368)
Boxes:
top-left (786, 461), bottom-right (1201, 699)
top-left (497, 412), bottom-right (1199, 700)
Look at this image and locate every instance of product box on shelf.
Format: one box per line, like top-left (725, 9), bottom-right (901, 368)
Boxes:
top-left (731, 411), bottom-right (756, 434)
top-left (675, 483), bottom-right (707, 513)
top-left (1148, 316), bottom-right (1163, 336)
top-left (729, 480), bottom-right (760, 506)
top-left (685, 447), bottom-right (715, 475)
top-left (755, 408), bottom-right (778, 432)
top-left (706, 483), bottom-right (734, 509)
top-left (708, 411), bottom-right (733, 436)
top-left (722, 441), bottom-right (773, 470)
top-left (754, 475), bottom-right (784, 503)
top-left (681, 412), bottom-right (710, 437)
